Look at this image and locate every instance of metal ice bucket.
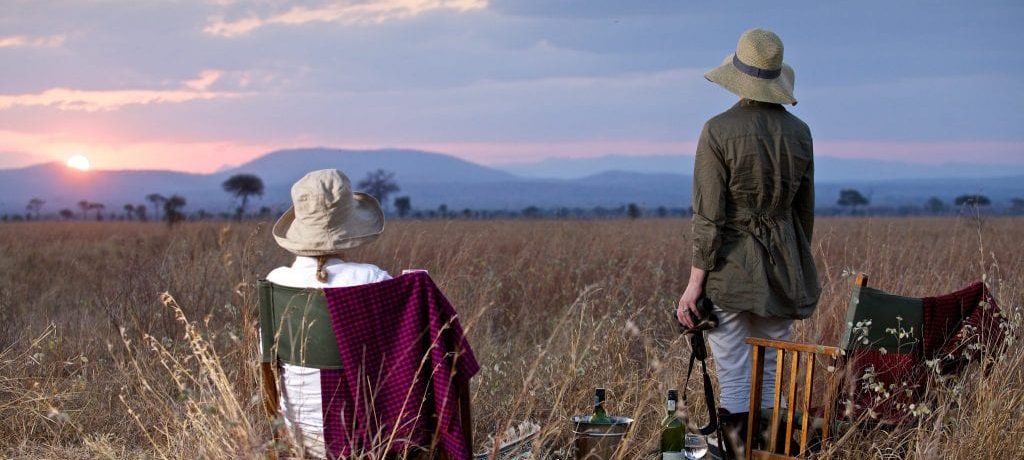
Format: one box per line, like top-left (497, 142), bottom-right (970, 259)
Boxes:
top-left (570, 415), bottom-right (634, 460)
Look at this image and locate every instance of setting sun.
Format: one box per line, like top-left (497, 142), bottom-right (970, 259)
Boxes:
top-left (66, 154), bottom-right (91, 171)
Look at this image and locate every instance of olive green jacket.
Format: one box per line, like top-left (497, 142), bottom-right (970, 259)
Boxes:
top-left (691, 99), bottom-right (820, 319)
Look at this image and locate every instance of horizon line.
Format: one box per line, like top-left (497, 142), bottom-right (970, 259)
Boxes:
top-left (5, 145), bottom-right (1024, 175)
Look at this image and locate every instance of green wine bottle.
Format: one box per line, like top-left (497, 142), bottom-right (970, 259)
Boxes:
top-left (660, 390), bottom-right (685, 459)
top-left (591, 388), bottom-right (613, 424)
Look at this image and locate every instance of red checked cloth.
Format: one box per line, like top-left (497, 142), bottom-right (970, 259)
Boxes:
top-left (845, 350), bottom-right (919, 423)
top-left (922, 282), bottom-right (1005, 373)
top-left (847, 282), bottom-right (1005, 423)
top-left (320, 272), bottom-right (479, 459)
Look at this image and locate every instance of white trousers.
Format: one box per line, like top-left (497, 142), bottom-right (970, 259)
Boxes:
top-left (279, 364), bottom-right (327, 459)
top-left (706, 308), bottom-right (793, 414)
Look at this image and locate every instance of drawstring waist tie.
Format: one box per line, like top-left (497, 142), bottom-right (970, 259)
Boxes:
top-left (725, 207), bottom-right (790, 265)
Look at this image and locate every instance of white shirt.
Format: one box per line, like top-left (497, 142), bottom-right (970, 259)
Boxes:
top-left (266, 256), bottom-right (391, 458)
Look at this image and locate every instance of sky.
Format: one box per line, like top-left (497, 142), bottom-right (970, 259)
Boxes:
top-left (1, 0), bottom-right (1022, 173)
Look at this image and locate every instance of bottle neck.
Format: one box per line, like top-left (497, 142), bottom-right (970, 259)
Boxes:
top-left (666, 398), bottom-right (677, 416)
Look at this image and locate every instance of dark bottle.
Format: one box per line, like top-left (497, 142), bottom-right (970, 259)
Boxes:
top-left (591, 388), bottom-right (612, 424)
top-left (660, 389), bottom-right (685, 459)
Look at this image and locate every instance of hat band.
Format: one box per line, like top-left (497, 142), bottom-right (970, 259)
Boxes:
top-left (733, 54), bottom-right (781, 80)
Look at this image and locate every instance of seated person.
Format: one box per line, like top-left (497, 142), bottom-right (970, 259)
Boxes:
top-left (267, 168), bottom-right (388, 458)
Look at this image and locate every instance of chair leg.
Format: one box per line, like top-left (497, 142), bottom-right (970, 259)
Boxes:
top-left (260, 362), bottom-right (285, 460)
top-left (459, 380), bottom-right (473, 453)
top-left (747, 345), bottom-right (765, 460)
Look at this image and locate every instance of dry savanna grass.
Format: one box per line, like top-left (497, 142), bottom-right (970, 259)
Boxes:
top-left (1, 217), bottom-right (1021, 459)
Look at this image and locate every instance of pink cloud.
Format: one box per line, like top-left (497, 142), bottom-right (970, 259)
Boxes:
top-left (205, 0), bottom-right (488, 37)
top-left (0, 34), bottom-right (65, 48)
top-left (0, 70), bottom-right (241, 112)
top-left (184, 70), bottom-right (224, 91)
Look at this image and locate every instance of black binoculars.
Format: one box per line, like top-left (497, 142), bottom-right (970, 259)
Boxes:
top-left (674, 296), bottom-right (720, 335)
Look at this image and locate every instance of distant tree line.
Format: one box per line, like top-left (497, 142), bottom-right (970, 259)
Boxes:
top-left (377, 202), bottom-right (691, 220)
top-left (828, 188), bottom-right (1016, 217)
top-left (4, 174), bottom-right (1023, 223)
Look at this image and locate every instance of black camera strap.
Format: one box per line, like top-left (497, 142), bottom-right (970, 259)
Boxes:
top-left (682, 330), bottom-right (728, 457)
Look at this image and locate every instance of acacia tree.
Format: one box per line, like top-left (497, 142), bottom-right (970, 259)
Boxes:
top-left (135, 204), bottom-right (148, 222)
top-left (955, 194), bottom-right (991, 207)
top-left (393, 196), bottom-right (412, 218)
top-left (1011, 197), bottom-right (1024, 215)
top-left (357, 170), bottom-right (400, 211)
top-left (59, 209), bottom-right (75, 220)
top-left (123, 204), bottom-right (135, 221)
top-left (26, 198), bottom-right (45, 220)
top-left (77, 200), bottom-right (91, 220)
top-left (222, 174), bottom-right (264, 220)
top-left (627, 203), bottom-right (642, 219)
top-left (924, 197), bottom-right (946, 215)
top-left (521, 206), bottom-right (541, 219)
top-left (89, 203), bottom-right (105, 221)
top-left (164, 195), bottom-right (187, 226)
top-left (146, 194), bottom-right (167, 222)
top-left (837, 189), bottom-right (870, 214)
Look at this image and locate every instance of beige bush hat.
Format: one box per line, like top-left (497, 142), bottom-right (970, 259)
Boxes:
top-left (273, 169), bottom-right (384, 256)
top-left (705, 28), bottom-right (796, 105)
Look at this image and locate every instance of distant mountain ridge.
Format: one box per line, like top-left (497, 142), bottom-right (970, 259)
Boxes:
top-left (221, 148), bottom-right (518, 184)
top-left (0, 162), bottom-right (211, 213)
top-left (499, 154), bottom-right (1024, 182)
top-left (0, 148), bottom-right (1020, 215)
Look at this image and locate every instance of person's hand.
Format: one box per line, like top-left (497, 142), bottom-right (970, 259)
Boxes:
top-left (676, 282), bottom-right (703, 329)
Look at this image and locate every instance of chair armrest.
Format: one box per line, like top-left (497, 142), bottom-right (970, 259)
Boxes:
top-left (745, 337), bottom-right (843, 358)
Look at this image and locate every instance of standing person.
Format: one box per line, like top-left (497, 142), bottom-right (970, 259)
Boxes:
top-left (267, 169), bottom-right (389, 458)
top-left (676, 28), bottom-right (820, 455)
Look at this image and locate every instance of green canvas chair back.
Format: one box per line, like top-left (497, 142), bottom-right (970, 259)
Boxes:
top-left (258, 279), bottom-right (343, 369)
top-left (840, 274), bottom-right (923, 353)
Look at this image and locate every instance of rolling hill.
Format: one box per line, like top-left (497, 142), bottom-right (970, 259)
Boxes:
top-left (0, 148), bottom-right (1020, 216)
top-left (219, 148), bottom-right (518, 185)
top-left (499, 154), bottom-right (1022, 182)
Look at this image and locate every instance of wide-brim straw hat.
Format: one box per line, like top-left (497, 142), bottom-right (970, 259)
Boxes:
top-left (273, 169), bottom-right (384, 256)
top-left (704, 28), bottom-right (796, 105)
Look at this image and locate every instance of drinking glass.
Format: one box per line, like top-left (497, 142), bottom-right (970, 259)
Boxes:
top-left (684, 433), bottom-right (708, 459)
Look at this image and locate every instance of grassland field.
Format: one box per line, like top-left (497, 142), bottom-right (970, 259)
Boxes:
top-left (1, 217), bottom-right (1022, 459)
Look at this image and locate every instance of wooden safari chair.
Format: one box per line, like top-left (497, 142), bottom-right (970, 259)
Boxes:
top-left (745, 273), bottom-right (1003, 459)
top-left (744, 338), bottom-right (843, 459)
top-left (257, 280), bottom-right (473, 460)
